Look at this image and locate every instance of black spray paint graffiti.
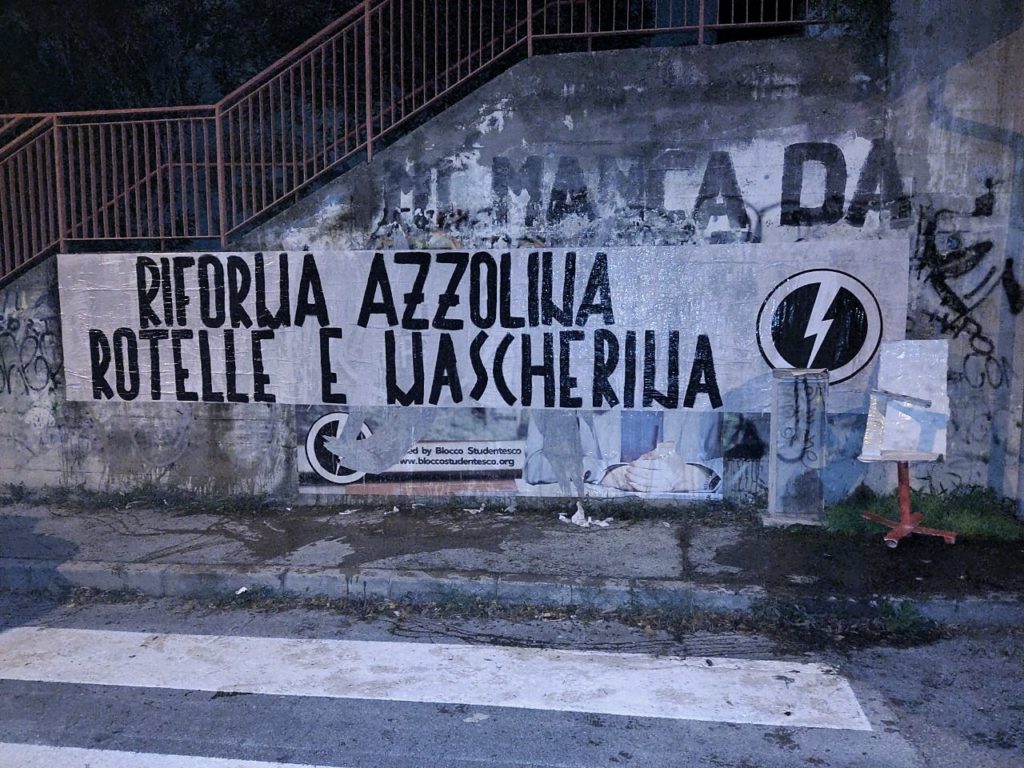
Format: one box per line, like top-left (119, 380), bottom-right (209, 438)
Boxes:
top-left (721, 413), bottom-right (769, 498)
top-left (780, 139), bottom-right (912, 228)
top-left (922, 74), bottom-right (1024, 397)
top-left (0, 315), bottom-right (63, 396)
top-left (774, 375), bottom-right (827, 468)
top-left (925, 71), bottom-right (1024, 498)
top-left (998, 174), bottom-right (1024, 315)
top-left (373, 140), bottom-right (910, 246)
top-left (913, 195), bottom-right (1012, 390)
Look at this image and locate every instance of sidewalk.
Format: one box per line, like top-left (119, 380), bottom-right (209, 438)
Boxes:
top-left (2, 500), bottom-right (1022, 626)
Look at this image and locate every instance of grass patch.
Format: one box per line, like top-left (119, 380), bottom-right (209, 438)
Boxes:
top-left (827, 485), bottom-right (1024, 541)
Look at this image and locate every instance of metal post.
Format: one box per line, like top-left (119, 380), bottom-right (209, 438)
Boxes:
top-left (862, 460), bottom-right (957, 548)
top-left (585, 0), bottom-right (592, 53)
top-left (52, 116), bottom-right (67, 253)
top-left (364, 2), bottom-right (374, 163)
top-left (526, 0), bottom-right (534, 57)
top-left (698, 0), bottom-right (705, 45)
top-left (214, 104), bottom-right (229, 249)
top-left (897, 460), bottom-right (912, 520)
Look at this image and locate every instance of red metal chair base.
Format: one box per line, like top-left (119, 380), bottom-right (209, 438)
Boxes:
top-left (862, 461), bottom-right (957, 548)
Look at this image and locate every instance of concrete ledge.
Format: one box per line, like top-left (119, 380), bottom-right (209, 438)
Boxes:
top-left (495, 576), bottom-right (574, 606)
top-left (4, 556), bottom-right (1020, 628)
top-left (914, 594), bottom-right (1024, 627)
top-left (1, 557), bottom-right (762, 613)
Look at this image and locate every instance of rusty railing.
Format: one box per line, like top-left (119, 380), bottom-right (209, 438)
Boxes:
top-left (0, 0), bottom-right (817, 284)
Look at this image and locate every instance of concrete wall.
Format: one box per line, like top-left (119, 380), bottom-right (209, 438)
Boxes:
top-left (243, 33), bottom-right (899, 504)
top-left (886, 0), bottom-right (1024, 501)
top-left (1, 259), bottom-right (294, 497)
top-left (0, 259), bottom-right (70, 488)
top-left (245, 37), bottom-right (891, 254)
top-left (4, 0), bottom-right (1023, 507)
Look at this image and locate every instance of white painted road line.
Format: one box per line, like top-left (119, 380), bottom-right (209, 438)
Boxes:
top-left (0, 742), bottom-right (341, 768)
top-left (0, 627), bottom-right (871, 730)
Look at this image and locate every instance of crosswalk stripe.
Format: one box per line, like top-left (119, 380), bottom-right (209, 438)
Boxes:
top-left (0, 742), bottom-right (342, 767)
top-left (0, 627), bottom-right (871, 730)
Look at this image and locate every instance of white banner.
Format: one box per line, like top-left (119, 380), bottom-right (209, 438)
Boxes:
top-left (58, 242), bottom-right (907, 411)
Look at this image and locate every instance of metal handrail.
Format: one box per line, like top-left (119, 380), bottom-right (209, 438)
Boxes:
top-left (0, 0), bottom-right (819, 285)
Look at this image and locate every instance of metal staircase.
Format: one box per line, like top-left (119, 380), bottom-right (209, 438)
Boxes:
top-left (0, 0), bottom-right (819, 285)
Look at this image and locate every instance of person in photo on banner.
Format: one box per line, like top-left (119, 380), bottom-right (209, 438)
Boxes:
top-left (522, 410), bottom-right (722, 496)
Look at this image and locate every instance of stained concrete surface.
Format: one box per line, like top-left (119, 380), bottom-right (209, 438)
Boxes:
top-left (2, 502), bottom-right (1022, 626)
top-left (0, 503), bottom-right (681, 577)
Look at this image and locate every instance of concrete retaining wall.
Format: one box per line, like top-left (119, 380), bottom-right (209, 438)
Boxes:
top-left (1, 259), bottom-right (294, 497)
top-left (3, 1), bottom-right (1022, 508)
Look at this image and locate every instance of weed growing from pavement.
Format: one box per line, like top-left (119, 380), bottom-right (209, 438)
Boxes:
top-left (827, 485), bottom-right (1024, 542)
top-left (6, 479), bottom-right (1019, 540)
top-left (0, 482), bottom-right (762, 529)
top-left (0, 483), bottom-right (285, 516)
top-left (56, 587), bottom-right (947, 650)
top-left (750, 596), bottom-right (944, 648)
top-left (880, 600), bottom-right (933, 637)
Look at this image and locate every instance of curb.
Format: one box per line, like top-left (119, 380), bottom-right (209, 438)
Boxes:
top-left (1, 557), bottom-right (763, 612)
top-left (3, 557), bottom-right (1022, 626)
top-left (913, 595), bottom-right (1024, 627)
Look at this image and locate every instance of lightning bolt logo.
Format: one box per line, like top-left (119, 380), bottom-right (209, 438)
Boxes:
top-left (758, 269), bottom-right (882, 385)
top-left (803, 281), bottom-right (840, 367)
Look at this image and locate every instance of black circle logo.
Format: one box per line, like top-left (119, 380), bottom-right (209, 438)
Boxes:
top-left (756, 269), bottom-right (882, 384)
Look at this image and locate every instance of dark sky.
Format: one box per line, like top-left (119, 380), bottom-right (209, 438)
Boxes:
top-left (0, 0), bottom-right (359, 112)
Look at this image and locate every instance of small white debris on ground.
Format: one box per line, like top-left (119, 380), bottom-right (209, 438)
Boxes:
top-left (558, 501), bottom-right (613, 529)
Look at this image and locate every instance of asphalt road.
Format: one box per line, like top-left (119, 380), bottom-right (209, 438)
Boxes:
top-left (0, 593), bottom-right (1020, 767)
